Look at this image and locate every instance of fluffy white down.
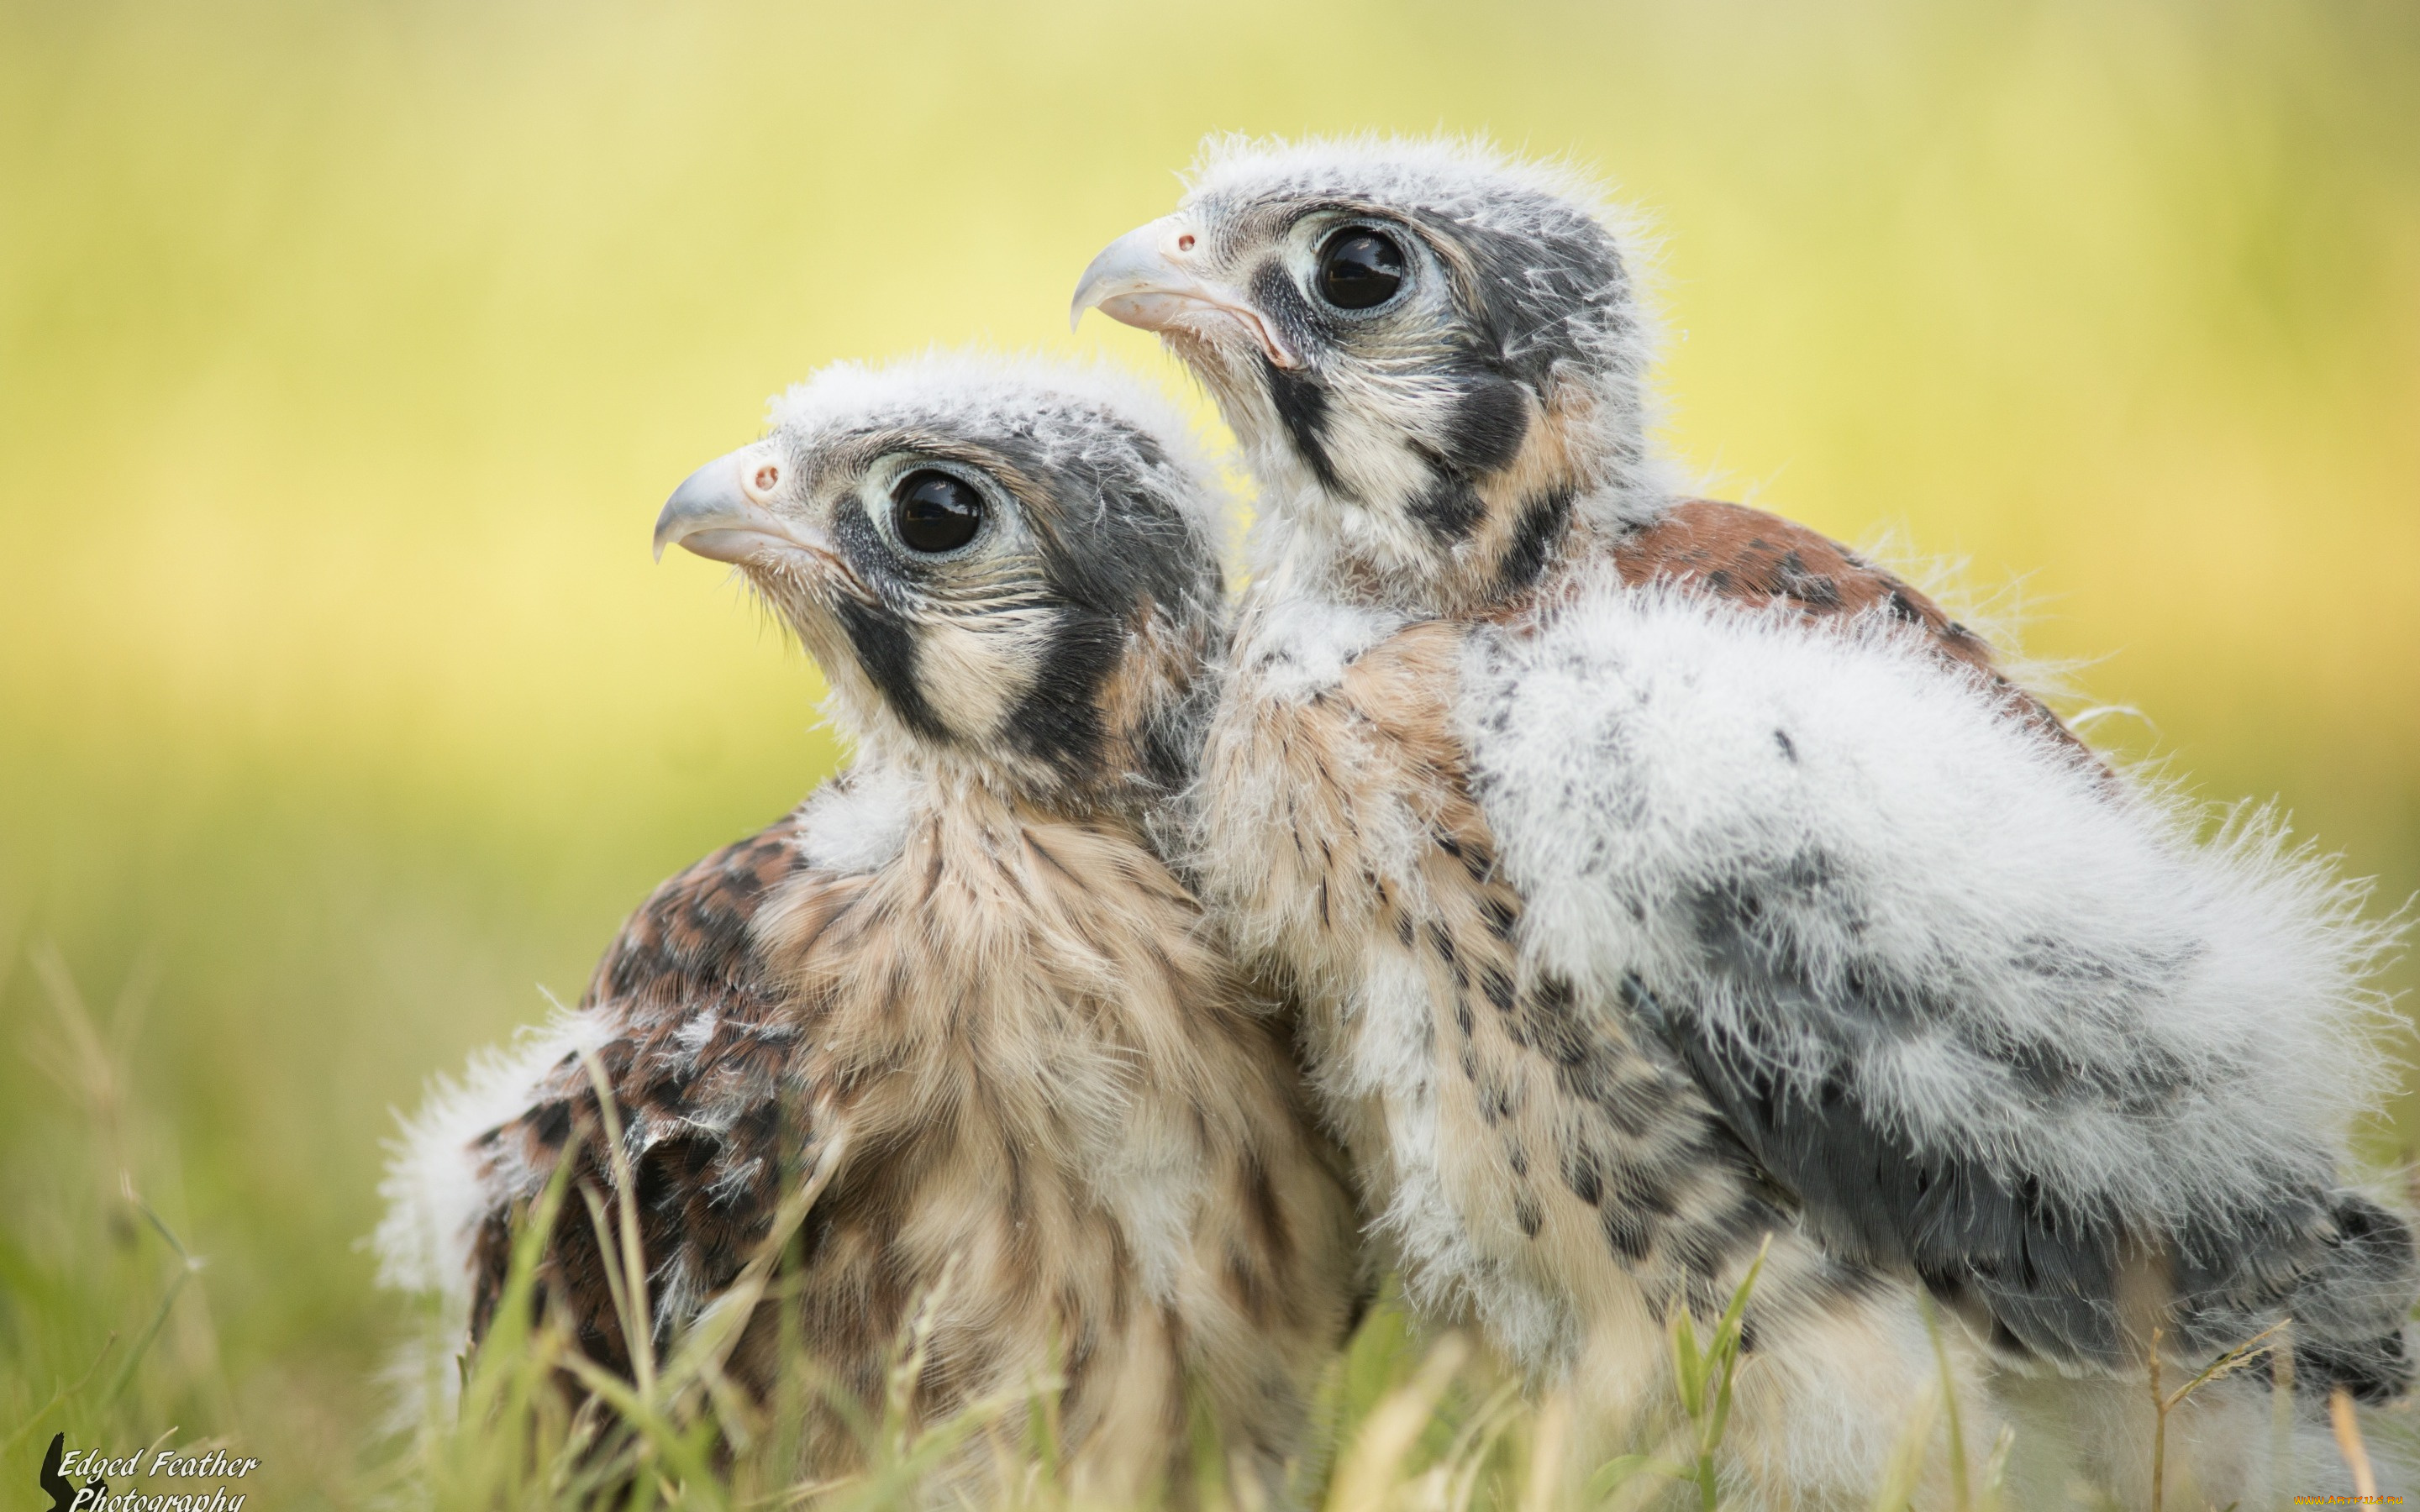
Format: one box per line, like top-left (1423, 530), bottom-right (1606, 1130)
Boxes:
top-left (1337, 944), bottom-right (1579, 1368)
top-left (376, 1011), bottom-right (608, 1305)
top-left (1460, 581), bottom-right (2403, 1233)
top-left (794, 766), bottom-right (918, 874)
top-left (1186, 132), bottom-right (1623, 234)
top-left (373, 1005), bottom-right (614, 1426)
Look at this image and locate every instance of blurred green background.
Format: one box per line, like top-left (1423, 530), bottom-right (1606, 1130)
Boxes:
top-left (3, 0), bottom-right (2415, 1502)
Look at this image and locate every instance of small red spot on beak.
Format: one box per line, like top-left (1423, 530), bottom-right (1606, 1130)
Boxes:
top-left (1176, 234), bottom-right (1196, 252)
top-left (752, 465), bottom-right (781, 492)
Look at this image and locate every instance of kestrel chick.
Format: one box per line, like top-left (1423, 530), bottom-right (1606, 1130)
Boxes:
top-left (381, 353), bottom-right (1359, 1504)
top-left (1078, 138), bottom-right (2413, 1501)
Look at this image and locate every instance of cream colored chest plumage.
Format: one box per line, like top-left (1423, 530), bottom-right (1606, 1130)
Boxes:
top-left (429, 769), bottom-right (1358, 1508)
top-left (738, 776), bottom-right (1355, 1499)
top-left (1196, 589), bottom-right (1781, 1375)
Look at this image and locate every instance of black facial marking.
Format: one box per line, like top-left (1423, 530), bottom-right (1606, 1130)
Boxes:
top-left (1407, 474), bottom-right (1485, 541)
top-left (1261, 356), bottom-right (1344, 496)
top-left (1251, 255), bottom-right (1322, 353)
top-left (842, 415), bottom-right (1223, 790)
top-left (1003, 608), bottom-right (1123, 780)
top-left (1497, 487), bottom-right (1575, 593)
top-left (1443, 376), bottom-right (1528, 475)
top-left (1395, 377), bottom-right (1532, 546)
top-left (1223, 186), bottom-right (1637, 592)
top-left (834, 596), bottom-right (948, 742)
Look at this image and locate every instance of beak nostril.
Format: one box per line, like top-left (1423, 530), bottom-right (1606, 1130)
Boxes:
top-left (1071, 218), bottom-right (1300, 367)
top-left (752, 464), bottom-right (781, 494)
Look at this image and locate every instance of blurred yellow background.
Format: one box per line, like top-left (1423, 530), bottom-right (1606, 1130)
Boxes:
top-left (3, 0), bottom-right (2415, 1500)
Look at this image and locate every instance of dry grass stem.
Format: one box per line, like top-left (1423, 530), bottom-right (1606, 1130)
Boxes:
top-left (2329, 1386), bottom-right (2379, 1499)
top-left (1324, 1334), bottom-right (1469, 1512)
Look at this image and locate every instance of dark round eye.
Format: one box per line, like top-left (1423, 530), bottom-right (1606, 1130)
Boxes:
top-left (1315, 227), bottom-right (1406, 310)
top-left (892, 470), bottom-right (985, 554)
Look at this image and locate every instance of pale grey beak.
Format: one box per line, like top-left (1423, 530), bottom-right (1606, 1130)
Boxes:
top-left (652, 444), bottom-right (829, 564)
top-left (1070, 215), bottom-right (1300, 368)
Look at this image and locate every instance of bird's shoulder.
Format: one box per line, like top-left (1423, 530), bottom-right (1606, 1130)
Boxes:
top-left (1457, 510), bottom-right (2409, 1382)
top-left (466, 811), bottom-right (846, 1357)
top-left (1590, 498), bottom-right (2085, 757)
top-left (581, 811), bottom-right (822, 1016)
top-left (1605, 498), bottom-right (1982, 653)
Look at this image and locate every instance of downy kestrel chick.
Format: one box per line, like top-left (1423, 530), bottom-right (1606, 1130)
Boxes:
top-left (1076, 137), bottom-right (2412, 1504)
top-left (381, 352), bottom-right (1360, 1505)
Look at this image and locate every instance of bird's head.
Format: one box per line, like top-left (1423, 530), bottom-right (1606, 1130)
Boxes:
top-left (1075, 136), bottom-right (1664, 613)
top-left (654, 354), bottom-right (1226, 811)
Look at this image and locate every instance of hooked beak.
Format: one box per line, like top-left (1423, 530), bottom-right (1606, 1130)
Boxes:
top-left (1070, 215), bottom-right (1300, 369)
top-left (652, 444), bottom-right (830, 565)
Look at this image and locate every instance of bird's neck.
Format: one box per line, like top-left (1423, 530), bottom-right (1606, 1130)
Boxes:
top-left (1235, 396), bottom-right (1667, 619)
top-left (834, 752), bottom-right (1156, 859)
top-left (1247, 481), bottom-right (1665, 622)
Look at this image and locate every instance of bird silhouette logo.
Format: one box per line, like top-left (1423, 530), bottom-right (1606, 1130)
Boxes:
top-left (37, 1433), bottom-right (105, 1512)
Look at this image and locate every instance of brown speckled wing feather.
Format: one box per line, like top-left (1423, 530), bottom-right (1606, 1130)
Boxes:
top-left (1609, 500), bottom-right (2087, 759)
top-left (465, 815), bottom-right (823, 1375)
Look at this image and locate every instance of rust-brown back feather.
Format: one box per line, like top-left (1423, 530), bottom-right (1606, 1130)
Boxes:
top-left (466, 816), bottom-right (816, 1367)
top-left (1602, 500), bottom-right (2085, 757)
